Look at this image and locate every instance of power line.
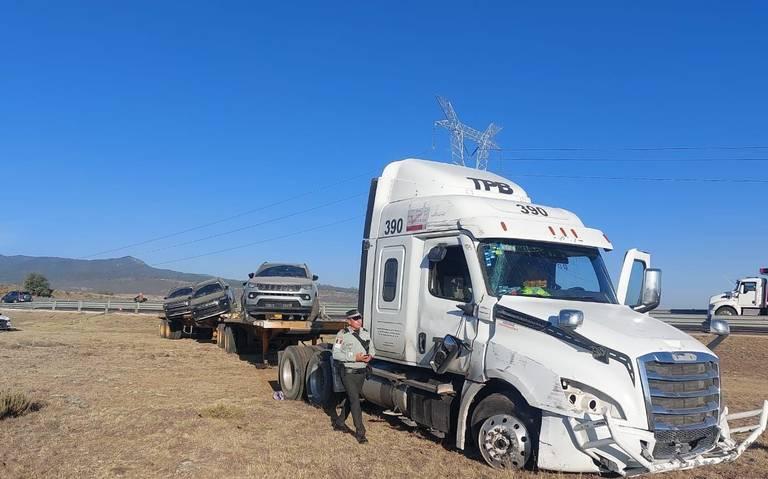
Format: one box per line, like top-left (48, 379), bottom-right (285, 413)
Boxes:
top-left (82, 170), bottom-right (374, 259)
top-left (501, 157), bottom-right (768, 162)
top-left (514, 173), bottom-right (768, 184)
top-left (152, 214), bottom-right (363, 266)
top-left (498, 146), bottom-right (768, 152)
top-left (143, 192), bottom-right (366, 255)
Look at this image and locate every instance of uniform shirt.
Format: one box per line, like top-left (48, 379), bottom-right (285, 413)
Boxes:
top-left (332, 327), bottom-right (376, 369)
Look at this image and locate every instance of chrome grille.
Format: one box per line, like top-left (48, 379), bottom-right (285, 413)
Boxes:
top-left (255, 283), bottom-right (302, 292)
top-left (638, 352), bottom-right (721, 459)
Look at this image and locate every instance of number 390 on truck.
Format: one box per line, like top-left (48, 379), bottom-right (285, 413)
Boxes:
top-left (280, 159), bottom-right (767, 475)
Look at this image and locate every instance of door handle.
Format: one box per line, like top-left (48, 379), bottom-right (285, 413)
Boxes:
top-left (418, 332), bottom-right (426, 354)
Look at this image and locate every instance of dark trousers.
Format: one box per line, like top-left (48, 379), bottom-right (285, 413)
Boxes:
top-left (335, 367), bottom-right (366, 435)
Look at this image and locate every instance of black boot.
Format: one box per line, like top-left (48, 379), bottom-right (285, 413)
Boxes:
top-left (333, 422), bottom-right (350, 433)
top-left (355, 431), bottom-right (368, 444)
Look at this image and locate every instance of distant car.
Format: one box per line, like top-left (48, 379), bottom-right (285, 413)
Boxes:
top-left (0, 314), bottom-right (12, 330)
top-left (241, 262), bottom-right (320, 320)
top-left (1, 291), bottom-right (33, 303)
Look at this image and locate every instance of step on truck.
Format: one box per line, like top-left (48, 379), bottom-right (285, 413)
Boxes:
top-left (279, 159), bottom-right (767, 475)
top-left (160, 278), bottom-right (233, 340)
top-left (708, 268), bottom-right (768, 317)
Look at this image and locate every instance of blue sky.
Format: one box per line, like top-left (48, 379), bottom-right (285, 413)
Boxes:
top-left (1, 1), bottom-right (766, 307)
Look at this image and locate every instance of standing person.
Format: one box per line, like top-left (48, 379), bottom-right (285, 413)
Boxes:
top-left (331, 308), bottom-right (375, 443)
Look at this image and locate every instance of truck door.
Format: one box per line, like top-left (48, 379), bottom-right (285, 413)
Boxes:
top-left (371, 240), bottom-right (408, 358)
top-left (417, 236), bottom-right (477, 372)
top-left (616, 248), bottom-right (651, 307)
top-left (738, 281), bottom-right (759, 314)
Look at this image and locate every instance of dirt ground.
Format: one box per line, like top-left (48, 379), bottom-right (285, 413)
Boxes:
top-left (1, 310), bottom-right (766, 479)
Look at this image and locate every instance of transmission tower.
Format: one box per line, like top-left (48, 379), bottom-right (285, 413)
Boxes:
top-left (434, 96), bottom-right (501, 170)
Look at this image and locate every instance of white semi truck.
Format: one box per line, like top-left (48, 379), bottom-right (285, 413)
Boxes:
top-left (708, 269), bottom-right (768, 316)
top-left (279, 159), bottom-right (767, 475)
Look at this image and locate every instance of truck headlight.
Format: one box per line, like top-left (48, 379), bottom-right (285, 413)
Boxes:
top-left (562, 379), bottom-right (625, 419)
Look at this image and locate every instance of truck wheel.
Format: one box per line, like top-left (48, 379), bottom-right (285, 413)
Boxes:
top-left (715, 306), bottom-right (737, 316)
top-left (167, 321), bottom-right (182, 340)
top-left (159, 319), bottom-right (168, 338)
top-left (216, 324), bottom-right (225, 348)
top-left (223, 325), bottom-right (239, 354)
top-left (471, 392), bottom-right (537, 470)
top-left (279, 345), bottom-right (313, 400)
top-left (305, 350), bottom-right (333, 407)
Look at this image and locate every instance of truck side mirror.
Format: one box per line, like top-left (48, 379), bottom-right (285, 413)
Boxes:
top-left (551, 309), bottom-right (584, 330)
top-left (430, 334), bottom-right (465, 374)
top-left (706, 318), bottom-right (730, 350)
top-left (312, 274), bottom-right (319, 281)
top-left (428, 244), bottom-right (448, 262)
top-left (456, 302), bottom-right (477, 317)
top-left (248, 272), bottom-right (255, 279)
top-left (633, 268), bottom-right (661, 313)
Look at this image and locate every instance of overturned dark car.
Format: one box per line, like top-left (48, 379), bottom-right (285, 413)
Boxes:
top-left (160, 278), bottom-right (233, 340)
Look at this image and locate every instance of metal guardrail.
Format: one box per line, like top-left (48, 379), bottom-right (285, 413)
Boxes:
top-left (2, 302), bottom-right (766, 334)
top-left (0, 300), bottom-right (165, 314)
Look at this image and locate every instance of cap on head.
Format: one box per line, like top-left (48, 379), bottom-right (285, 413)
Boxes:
top-left (345, 309), bottom-right (362, 321)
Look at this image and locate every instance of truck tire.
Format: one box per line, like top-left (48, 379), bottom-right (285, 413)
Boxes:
top-left (159, 319), bottom-right (168, 338)
top-left (279, 345), bottom-right (314, 400)
top-left (167, 321), bottom-right (182, 340)
top-left (223, 325), bottom-right (239, 354)
top-left (305, 349), bottom-right (333, 407)
top-left (715, 306), bottom-right (737, 316)
top-left (216, 324), bottom-right (225, 348)
top-left (470, 392), bottom-right (538, 470)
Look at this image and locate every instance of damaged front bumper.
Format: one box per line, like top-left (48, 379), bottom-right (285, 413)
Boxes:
top-left (573, 400), bottom-right (768, 476)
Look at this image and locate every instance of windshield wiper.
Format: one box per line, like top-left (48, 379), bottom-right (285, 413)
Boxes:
top-left (559, 295), bottom-right (609, 304)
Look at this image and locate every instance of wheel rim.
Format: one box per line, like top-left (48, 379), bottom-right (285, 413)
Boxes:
top-left (718, 308), bottom-right (735, 316)
top-left (478, 414), bottom-right (531, 469)
top-left (281, 357), bottom-right (296, 391)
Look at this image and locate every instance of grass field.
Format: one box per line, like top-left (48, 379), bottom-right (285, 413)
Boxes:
top-left (1, 310), bottom-right (766, 479)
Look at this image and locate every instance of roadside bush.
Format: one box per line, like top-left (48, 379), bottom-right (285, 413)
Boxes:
top-left (0, 390), bottom-right (44, 420)
top-left (23, 273), bottom-right (53, 297)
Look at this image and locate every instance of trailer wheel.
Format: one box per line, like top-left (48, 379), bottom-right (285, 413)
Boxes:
top-left (471, 392), bottom-right (538, 470)
top-left (159, 319), bottom-right (168, 338)
top-left (715, 306), bottom-right (737, 316)
top-left (279, 345), bottom-right (313, 400)
top-left (223, 325), bottom-right (239, 354)
top-left (167, 321), bottom-right (182, 340)
top-left (306, 349), bottom-right (333, 407)
top-left (216, 324), bottom-right (225, 348)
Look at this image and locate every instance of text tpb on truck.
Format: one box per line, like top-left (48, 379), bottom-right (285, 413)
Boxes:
top-left (279, 159), bottom-right (767, 475)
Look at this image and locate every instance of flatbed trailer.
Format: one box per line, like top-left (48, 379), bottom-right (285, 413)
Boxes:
top-left (216, 312), bottom-right (346, 364)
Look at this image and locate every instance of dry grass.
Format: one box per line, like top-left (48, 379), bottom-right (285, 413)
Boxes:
top-left (0, 390), bottom-right (44, 420)
top-left (0, 310), bottom-right (766, 479)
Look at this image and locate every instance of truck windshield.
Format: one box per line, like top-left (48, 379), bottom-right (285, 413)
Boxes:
top-left (168, 287), bottom-right (193, 298)
top-left (256, 265), bottom-right (308, 278)
top-left (479, 240), bottom-right (617, 304)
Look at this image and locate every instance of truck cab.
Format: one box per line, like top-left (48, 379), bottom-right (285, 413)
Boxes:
top-left (709, 275), bottom-right (768, 316)
top-left (353, 159), bottom-right (767, 474)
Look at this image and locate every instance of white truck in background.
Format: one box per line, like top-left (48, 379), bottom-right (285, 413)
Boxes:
top-left (709, 269), bottom-right (768, 316)
top-left (279, 159), bottom-right (767, 475)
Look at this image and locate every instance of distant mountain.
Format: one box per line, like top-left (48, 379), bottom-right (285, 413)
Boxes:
top-left (0, 255), bottom-right (358, 303)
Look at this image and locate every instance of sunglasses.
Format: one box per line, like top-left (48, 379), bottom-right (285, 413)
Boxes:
top-left (347, 315), bottom-right (362, 321)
